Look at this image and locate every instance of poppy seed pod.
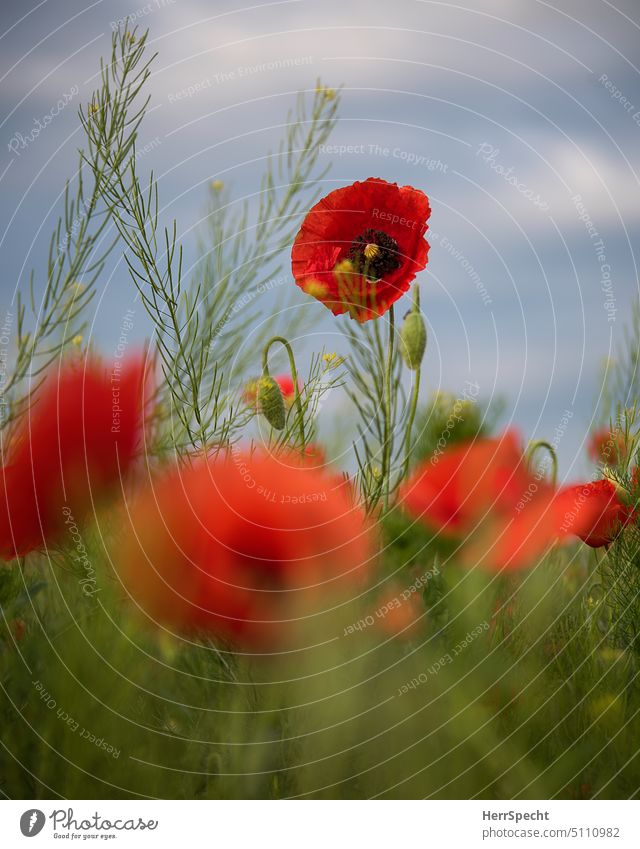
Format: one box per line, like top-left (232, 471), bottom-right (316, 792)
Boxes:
top-left (400, 310), bottom-right (427, 370)
top-left (258, 376), bottom-right (286, 430)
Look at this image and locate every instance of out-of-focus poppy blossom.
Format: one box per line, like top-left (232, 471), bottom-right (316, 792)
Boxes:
top-left (291, 178), bottom-right (431, 322)
top-left (399, 431), bottom-right (530, 537)
top-left (587, 428), bottom-right (627, 466)
top-left (399, 432), bottom-right (611, 570)
top-left (0, 353), bottom-right (149, 559)
top-left (115, 452), bottom-right (373, 647)
top-left (374, 583), bottom-right (424, 639)
top-left (274, 374), bottom-right (302, 406)
top-left (559, 479), bottom-right (635, 548)
top-left (302, 443), bottom-right (325, 466)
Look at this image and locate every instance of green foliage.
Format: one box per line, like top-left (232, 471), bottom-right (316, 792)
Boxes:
top-left (82, 27), bottom-right (341, 456)
top-left (1, 29), bottom-right (153, 430)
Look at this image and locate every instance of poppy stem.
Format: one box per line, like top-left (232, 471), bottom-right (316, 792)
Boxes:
top-left (382, 304), bottom-right (395, 508)
top-left (403, 369), bottom-right (421, 479)
top-left (262, 336), bottom-right (306, 449)
top-left (525, 440), bottom-right (558, 486)
top-left (403, 287), bottom-right (422, 479)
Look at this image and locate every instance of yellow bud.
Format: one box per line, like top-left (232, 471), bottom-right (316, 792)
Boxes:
top-left (323, 352), bottom-right (344, 369)
top-left (316, 85), bottom-right (336, 101)
top-left (211, 179), bottom-right (224, 191)
top-left (71, 335), bottom-right (83, 347)
top-left (364, 243), bottom-right (380, 261)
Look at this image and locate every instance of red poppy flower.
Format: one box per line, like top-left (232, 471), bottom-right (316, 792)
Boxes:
top-left (399, 431), bottom-right (529, 537)
top-left (399, 431), bottom-right (612, 570)
top-left (115, 451), bottom-right (373, 647)
top-left (291, 178), bottom-right (431, 322)
top-left (559, 479), bottom-right (634, 548)
top-left (588, 428), bottom-right (627, 466)
top-left (0, 353), bottom-right (150, 559)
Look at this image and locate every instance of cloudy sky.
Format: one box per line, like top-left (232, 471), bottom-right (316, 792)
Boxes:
top-left (1, 0), bottom-right (639, 478)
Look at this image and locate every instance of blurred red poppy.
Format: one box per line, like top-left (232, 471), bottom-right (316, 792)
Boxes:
top-left (399, 432), bottom-right (530, 536)
top-left (559, 479), bottom-right (634, 548)
top-left (0, 353), bottom-right (150, 559)
top-left (274, 374), bottom-right (301, 406)
top-left (115, 451), bottom-right (373, 647)
top-left (399, 432), bottom-right (614, 570)
top-left (587, 428), bottom-right (627, 466)
top-left (292, 178), bottom-right (431, 322)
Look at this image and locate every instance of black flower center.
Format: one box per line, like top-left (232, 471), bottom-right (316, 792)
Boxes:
top-left (348, 229), bottom-right (401, 279)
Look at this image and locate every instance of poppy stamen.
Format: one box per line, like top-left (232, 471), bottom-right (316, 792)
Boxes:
top-left (348, 228), bottom-right (401, 279)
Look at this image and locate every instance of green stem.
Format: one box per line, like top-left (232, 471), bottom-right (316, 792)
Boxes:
top-left (403, 367), bottom-right (421, 479)
top-left (381, 305), bottom-right (395, 508)
top-left (525, 440), bottom-right (558, 486)
top-left (402, 286), bottom-right (422, 479)
top-left (262, 335), bottom-right (306, 448)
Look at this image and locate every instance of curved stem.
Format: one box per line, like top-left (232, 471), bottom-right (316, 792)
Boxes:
top-left (262, 335), bottom-right (306, 448)
top-left (525, 439), bottom-right (558, 486)
top-left (381, 304), bottom-right (395, 509)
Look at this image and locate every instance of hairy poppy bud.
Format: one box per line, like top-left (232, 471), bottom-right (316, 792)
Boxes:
top-left (400, 310), bottom-right (427, 370)
top-left (258, 376), bottom-right (285, 430)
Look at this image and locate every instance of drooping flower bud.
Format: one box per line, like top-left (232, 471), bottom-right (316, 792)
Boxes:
top-left (399, 288), bottom-right (427, 370)
top-left (257, 376), bottom-right (285, 430)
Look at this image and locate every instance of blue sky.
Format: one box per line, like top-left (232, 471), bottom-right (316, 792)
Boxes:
top-left (1, 0), bottom-right (639, 480)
